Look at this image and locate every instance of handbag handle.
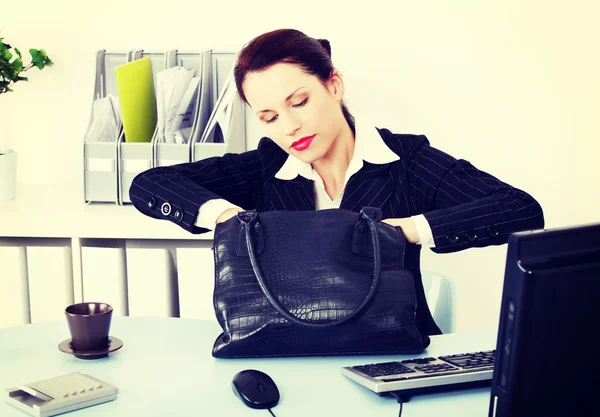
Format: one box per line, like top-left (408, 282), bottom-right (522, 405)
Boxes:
top-left (238, 209), bottom-right (382, 328)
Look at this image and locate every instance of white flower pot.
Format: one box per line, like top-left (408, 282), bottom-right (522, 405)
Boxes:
top-left (0, 149), bottom-right (17, 201)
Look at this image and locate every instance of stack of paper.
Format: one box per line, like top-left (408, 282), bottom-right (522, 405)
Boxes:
top-left (155, 67), bottom-right (201, 144)
top-left (84, 95), bottom-right (122, 142)
top-left (114, 57), bottom-right (157, 143)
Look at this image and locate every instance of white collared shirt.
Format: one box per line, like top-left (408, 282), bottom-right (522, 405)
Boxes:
top-left (196, 119), bottom-right (435, 248)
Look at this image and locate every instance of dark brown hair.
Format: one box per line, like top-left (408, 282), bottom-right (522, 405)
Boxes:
top-left (234, 29), bottom-right (355, 132)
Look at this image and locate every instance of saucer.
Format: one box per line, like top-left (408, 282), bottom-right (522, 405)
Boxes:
top-left (58, 336), bottom-right (123, 360)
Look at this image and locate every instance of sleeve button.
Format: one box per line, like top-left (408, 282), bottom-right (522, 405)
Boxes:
top-left (161, 202), bottom-right (172, 216)
top-left (174, 209), bottom-right (183, 223)
top-left (487, 226), bottom-right (499, 237)
top-left (467, 230), bottom-right (479, 241)
top-left (446, 232), bottom-right (460, 243)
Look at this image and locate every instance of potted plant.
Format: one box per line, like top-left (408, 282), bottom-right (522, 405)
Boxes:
top-left (0, 35), bottom-right (53, 201)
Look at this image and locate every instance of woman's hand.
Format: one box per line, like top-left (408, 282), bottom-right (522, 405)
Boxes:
top-left (216, 207), bottom-right (244, 224)
top-left (382, 217), bottom-right (421, 244)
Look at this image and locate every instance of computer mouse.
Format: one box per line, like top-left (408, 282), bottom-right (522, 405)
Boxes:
top-left (232, 369), bottom-right (280, 410)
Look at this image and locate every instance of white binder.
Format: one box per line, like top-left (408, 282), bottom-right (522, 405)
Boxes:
top-left (125, 245), bottom-right (178, 317)
top-left (176, 246), bottom-right (215, 320)
top-left (81, 244), bottom-right (128, 316)
top-left (26, 245), bottom-right (74, 323)
top-left (0, 245), bottom-right (30, 327)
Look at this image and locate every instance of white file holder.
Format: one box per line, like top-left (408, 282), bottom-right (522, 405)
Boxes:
top-left (83, 50), bottom-right (129, 203)
top-left (192, 55), bottom-right (246, 162)
top-left (153, 50), bottom-right (247, 172)
top-left (118, 49), bottom-right (165, 204)
top-left (159, 50), bottom-right (247, 166)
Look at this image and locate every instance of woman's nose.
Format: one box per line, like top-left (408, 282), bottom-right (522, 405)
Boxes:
top-left (283, 116), bottom-right (301, 137)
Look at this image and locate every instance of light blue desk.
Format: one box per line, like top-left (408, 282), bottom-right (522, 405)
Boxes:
top-left (0, 317), bottom-right (497, 417)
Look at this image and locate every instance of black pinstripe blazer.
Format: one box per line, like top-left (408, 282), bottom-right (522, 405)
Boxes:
top-left (130, 128), bottom-right (544, 335)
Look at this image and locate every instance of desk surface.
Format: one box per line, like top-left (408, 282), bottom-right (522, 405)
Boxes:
top-left (0, 317), bottom-right (497, 417)
top-left (0, 183), bottom-right (211, 240)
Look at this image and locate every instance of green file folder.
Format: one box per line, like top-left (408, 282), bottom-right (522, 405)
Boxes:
top-left (115, 57), bottom-right (157, 143)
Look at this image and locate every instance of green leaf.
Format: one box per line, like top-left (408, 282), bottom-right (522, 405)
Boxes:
top-left (16, 75), bottom-right (28, 82)
top-left (4, 64), bottom-right (16, 79)
top-left (40, 49), bottom-right (53, 68)
top-left (0, 46), bottom-right (12, 62)
top-left (30, 48), bottom-right (43, 69)
top-left (14, 48), bottom-right (22, 58)
top-left (29, 48), bottom-right (52, 69)
top-left (11, 57), bottom-right (23, 73)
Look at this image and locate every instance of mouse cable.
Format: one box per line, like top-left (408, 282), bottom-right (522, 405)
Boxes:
top-left (388, 391), bottom-right (404, 417)
top-left (267, 409), bottom-right (277, 417)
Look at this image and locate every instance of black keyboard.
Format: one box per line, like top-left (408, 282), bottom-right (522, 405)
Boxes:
top-left (341, 350), bottom-right (495, 398)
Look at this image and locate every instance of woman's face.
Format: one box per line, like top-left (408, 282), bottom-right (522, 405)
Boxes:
top-left (242, 62), bottom-right (346, 164)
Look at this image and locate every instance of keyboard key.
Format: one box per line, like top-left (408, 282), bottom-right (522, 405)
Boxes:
top-left (401, 357), bottom-right (436, 365)
top-left (353, 362), bottom-right (416, 377)
top-left (414, 363), bottom-right (457, 373)
top-left (439, 350), bottom-right (495, 369)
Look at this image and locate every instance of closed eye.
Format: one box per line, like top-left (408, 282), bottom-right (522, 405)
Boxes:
top-left (293, 98), bottom-right (308, 108)
top-left (265, 98), bottom-right (309, 124)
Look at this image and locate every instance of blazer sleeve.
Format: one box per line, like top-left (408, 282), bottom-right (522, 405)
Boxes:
top-left (129, 149), bottom-right (263, 234)
top-left (403, 135), bottom-right (544, 253)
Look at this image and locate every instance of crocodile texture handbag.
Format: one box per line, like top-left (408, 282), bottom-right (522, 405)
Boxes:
top-left (211, 207), bottom-right (430, 358)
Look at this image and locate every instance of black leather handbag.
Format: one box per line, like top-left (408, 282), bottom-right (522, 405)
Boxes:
top-left (211, 207), bottom-right (430, 358)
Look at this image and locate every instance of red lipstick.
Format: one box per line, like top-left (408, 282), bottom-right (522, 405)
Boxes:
top-left (291, 134), bottom-right (316, 151)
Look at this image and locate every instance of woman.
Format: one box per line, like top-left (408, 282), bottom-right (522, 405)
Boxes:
top-left (130, 29), bottom-right (544, 335)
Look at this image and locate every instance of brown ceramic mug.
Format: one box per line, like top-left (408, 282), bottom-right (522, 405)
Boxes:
top-left (65, 302), bottom-right (113, 351)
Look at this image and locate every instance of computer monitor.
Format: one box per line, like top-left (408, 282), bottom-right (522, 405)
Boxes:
top-left (489, 222), bottom-right (600, 417)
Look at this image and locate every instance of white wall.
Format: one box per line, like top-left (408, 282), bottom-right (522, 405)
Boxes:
top-left (1, 1), bottom-right (599, 332)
